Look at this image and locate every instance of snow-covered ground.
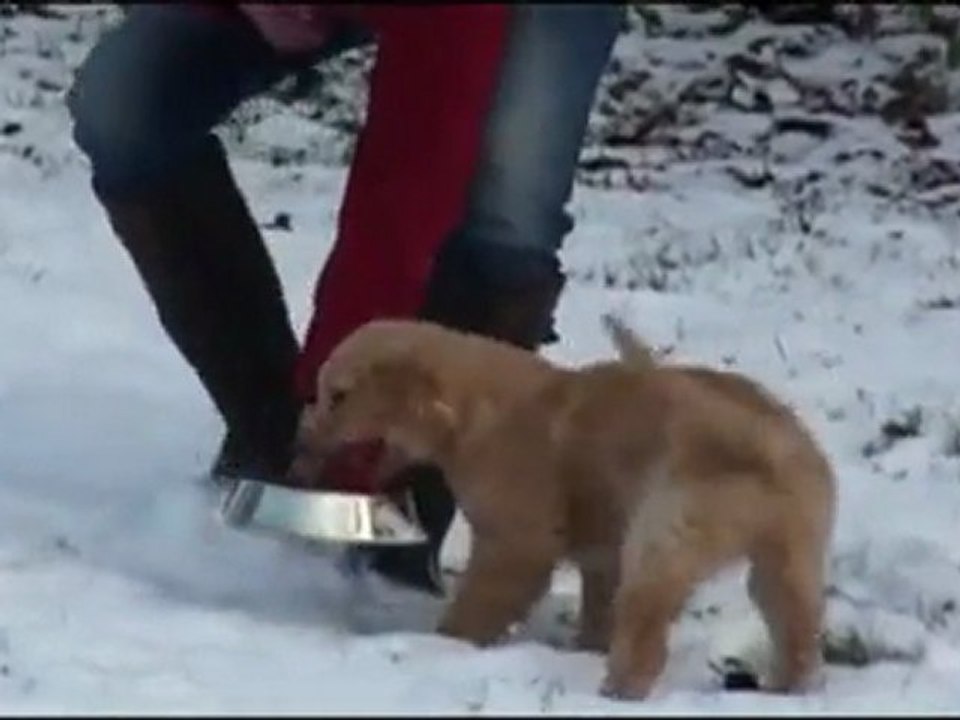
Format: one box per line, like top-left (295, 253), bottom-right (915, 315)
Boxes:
top-left (2, 5), bottom-right (960, 714)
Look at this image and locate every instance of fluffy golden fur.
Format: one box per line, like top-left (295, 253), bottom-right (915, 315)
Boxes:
top-left (294, 315), bottom-right (836, 699)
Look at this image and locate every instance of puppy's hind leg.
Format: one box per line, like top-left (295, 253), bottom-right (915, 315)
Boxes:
top-left (747, 537), bottom-right (827, 694)
top-left (601, 539), bottom-right (713, 700)
top-left (602, 477), bottom-right (729, 700)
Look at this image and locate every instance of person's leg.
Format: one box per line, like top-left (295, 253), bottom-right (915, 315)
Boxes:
top-left (68, 5), bottom-right (366, 483)
top-left (297, 2), bottom-right (621, 382)
top-left (423, 4), bottom-right (625, 349)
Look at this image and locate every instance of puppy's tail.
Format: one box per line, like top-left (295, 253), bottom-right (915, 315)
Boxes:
top-left (602, 313), bottom-right (657, 369)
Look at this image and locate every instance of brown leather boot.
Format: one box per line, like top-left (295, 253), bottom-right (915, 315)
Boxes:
top-left (361, 236), bottom-right (565, 595)
top-left (94, 139), bottom-right (302, 485)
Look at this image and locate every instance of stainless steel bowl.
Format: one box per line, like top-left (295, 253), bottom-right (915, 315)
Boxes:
top-left (219, 479), bottom-right (428, 546)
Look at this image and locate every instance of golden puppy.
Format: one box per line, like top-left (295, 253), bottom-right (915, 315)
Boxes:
top-left (296, 316), bottom-right (836, 699)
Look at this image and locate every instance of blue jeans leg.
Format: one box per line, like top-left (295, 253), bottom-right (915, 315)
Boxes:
top-left (452, 3), bottom-right (624, 284)
top-left (68, 4), bottom-right (366, 197)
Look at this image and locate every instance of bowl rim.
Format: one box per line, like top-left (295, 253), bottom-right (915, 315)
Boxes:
top-left (218, 479), bottom-right (430, 546)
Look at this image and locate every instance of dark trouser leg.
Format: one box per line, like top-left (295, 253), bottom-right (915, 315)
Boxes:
top-left (68, 5), bottom-right (366, 483)
top-left (91, 141), bottom-right (304, 481)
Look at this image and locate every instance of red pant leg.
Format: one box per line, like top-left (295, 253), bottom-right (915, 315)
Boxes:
top-left (294, 6), bottom-right (510, 401)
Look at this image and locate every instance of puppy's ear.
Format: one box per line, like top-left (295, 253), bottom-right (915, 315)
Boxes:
top-left (371, 355), bottom-right (454, 424)
top-left (369, 354), bottom-right (435, 394)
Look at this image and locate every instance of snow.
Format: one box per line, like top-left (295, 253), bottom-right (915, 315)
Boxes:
top-left (2, 4), bottom-right (960, 714)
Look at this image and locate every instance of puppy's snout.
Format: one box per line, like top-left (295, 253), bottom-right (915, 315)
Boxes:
top-left (286, 405), bottom-right (333, 486)
top-left (298, 402), bottom-right (320, 433)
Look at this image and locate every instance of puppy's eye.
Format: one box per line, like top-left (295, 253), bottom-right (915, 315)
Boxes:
top-left (328, 388), bottom-right (347, 411)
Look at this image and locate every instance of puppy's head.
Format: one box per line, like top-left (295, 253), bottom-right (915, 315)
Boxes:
top-left (303, 320), bottom-right (459, 467)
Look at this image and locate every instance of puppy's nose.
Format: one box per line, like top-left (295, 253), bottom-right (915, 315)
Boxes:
top-left (287, 445), bottom-right (327, 489)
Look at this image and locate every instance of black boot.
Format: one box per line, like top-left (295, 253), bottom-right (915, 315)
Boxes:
top-left (355, 463), bottom-right (455, 596)
top-left (361, 236), bottom-right (566, 595)
top-left (94, 139), bottom-right (302, 485)
top-left (419, 236), bottom-right (566, 351)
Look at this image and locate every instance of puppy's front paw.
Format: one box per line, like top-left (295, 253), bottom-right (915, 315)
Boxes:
top-left (436, 613), bottom-right (509, 647)
top-left (599, 672), bottom-right (653, 701)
